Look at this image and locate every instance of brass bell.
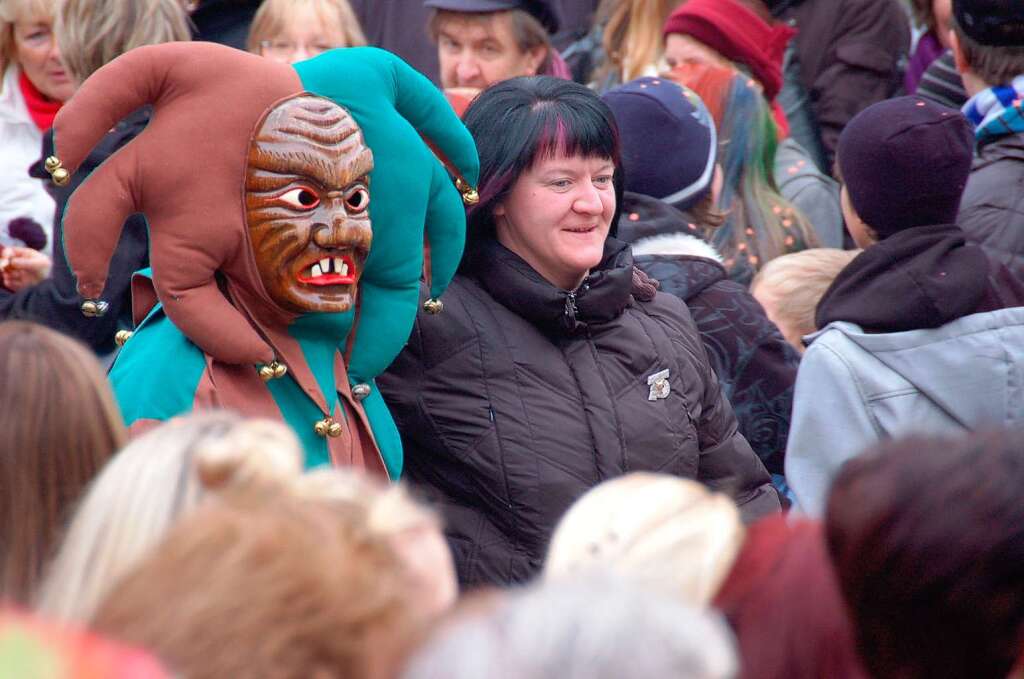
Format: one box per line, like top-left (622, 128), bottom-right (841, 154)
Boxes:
top-left (258, 360), bottom-right (286, 382)
top-left (327, 421), bottom-right (343, 438)
top-left (314, 419), bottom-right (331, 437)
top-left (81, 299), bottom-right (109, 317)
top-left (44, 156), bottom-right (62, 173)
top-left (456, 178), bottom-right (479, 206)
top-left (51, 167), bottom-right (70, 186)
top-left (114, 330), bottom-right (133, 347)
top-left (351, 383), bottom-right (371, 401)
top-left (423, 298), bottom-right (443, 314)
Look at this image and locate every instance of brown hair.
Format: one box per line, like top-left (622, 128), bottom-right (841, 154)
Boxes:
top-left (827, 431), bottom-right (1024, 679)
top-left (953, 16), bottom-right (1024, 87)
top-left (0, 321), bottom-right (126, 605)
top-left (428, 8), bottom-right (552, 73)
top-left (246, 0), bottom-right (366, 54)
top-left (909, 0), bottom-right (935, 32)
top-left (91, 487), bottom-right (421, 679)
top-left (54, 0), bottom-right (191, 83)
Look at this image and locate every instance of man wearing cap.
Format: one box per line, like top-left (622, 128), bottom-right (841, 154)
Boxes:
top-left (425, 0), bottom-right (567, 104)
top-left (783, 96), bottom-right (1024, 516)
top-left (950, 0), bottom-right (1024, 278)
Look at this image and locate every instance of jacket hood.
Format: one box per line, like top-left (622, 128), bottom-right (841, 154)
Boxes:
top-left (815, 224), bottom-right (992, 333)
top-left (466, 237), bottom-right (638, 336)
top-left (809, 306), bottom-right (1024, 428)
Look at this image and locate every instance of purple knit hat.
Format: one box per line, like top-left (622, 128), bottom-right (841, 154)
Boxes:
top-left (601, 77), bottom-right (717, 210)
top-left (837, 96), bottom-right (974, 238)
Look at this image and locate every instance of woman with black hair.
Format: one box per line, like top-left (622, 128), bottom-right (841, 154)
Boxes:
top-left (378, 76), bottom-right (779, 587)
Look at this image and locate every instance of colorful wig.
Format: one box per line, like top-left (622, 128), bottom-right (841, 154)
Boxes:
top-left (668, 62), bottom-right (818, 285)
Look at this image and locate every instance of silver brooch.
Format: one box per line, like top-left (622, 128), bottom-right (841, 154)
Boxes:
top-left (647, 369), bottom-right (671, 401)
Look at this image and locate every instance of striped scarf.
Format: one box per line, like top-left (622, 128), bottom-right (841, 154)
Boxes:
top-left (962, 75), bottom-right (1024, 145)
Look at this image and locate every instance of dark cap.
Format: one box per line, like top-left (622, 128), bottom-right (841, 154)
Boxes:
top-left (838, 96), bottom-right (974, 238)
top-left (424, 0), bottom-right (560, 34)
top-left (602, 77), bottom-right (717, 210)
top-left (953, 0), bottom-right (1024, 46)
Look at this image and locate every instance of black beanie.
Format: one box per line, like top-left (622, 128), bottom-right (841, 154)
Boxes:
top-left (953, 0), bottom-right (1024, 47)
top-left (837, 96), bottom-right (974, 239)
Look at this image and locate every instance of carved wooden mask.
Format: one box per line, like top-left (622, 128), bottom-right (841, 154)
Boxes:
top-left (246, 94), bottom-right (374, 314)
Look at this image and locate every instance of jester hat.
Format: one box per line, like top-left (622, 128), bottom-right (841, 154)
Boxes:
top-left (50, 42), bottom-right (478, 381)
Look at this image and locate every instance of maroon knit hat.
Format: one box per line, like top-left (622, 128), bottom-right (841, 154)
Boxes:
top-left (662, 0), bottom-right (794, 102)
top-left (837, 96), bottom-right (974, 238)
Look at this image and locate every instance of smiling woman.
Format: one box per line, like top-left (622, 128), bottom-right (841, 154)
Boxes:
top-left (0, 0), bottom-right (72, 256)
top-left (378, 75), bottom-right (780, 588)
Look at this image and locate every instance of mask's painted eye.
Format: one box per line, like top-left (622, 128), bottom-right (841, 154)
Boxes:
top-left (345, 186), bottom-right (369, 213)
top-left (277, 187), bottom-right (320, 209)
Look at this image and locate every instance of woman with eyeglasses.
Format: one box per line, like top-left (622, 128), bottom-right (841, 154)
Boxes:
top-left (0, 0), bottom-right (74, 263)
top-left (247, 0), bottom-right (366, 64)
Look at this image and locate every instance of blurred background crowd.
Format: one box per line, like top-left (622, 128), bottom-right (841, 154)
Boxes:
top-left (4, 0), bottom-right (1024, 677)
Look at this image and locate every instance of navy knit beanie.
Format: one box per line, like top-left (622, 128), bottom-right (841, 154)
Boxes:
top-left (837, 96), bottom-right (974, 238)
top-left (602, 77), bottom-right (717, 210)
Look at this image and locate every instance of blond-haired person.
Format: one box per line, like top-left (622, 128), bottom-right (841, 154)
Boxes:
top-left (247, 0), bottom-right (365, 64)
top-left (0, 0), bottom-right (189, 354)
top-left (750, 248), bottom-right (860, 354)
top-left (545, 473), bottom-right (745, 607)
top-left (36, 412), bottom-right (302, 623)
top-left (0, 0), bottom-right (72, 258)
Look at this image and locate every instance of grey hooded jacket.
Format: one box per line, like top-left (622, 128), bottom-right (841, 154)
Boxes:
top-left (785, 306), bottom-right (1024, 515)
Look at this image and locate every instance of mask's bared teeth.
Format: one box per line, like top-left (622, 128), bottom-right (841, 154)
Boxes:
top-left (311, 263), bottom-right (323, 278)
top-left (320, 257), bottom-right (331, 274)
top-left (339, 259), bottom-right (349, 276)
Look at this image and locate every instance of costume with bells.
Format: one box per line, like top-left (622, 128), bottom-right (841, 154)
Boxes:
top-left (48, 43), bottom-right (479, 478)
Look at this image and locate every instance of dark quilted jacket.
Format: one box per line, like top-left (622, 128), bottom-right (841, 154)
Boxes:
top-left (379, 238), bottom-right (780, 586)
top-left (618, 192), bottom-right (800, 476)
top-left (958, 133), bottom-right (1024, 280)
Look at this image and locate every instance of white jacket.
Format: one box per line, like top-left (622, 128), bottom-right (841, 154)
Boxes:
top-left (0, 65), bottom-right (54, 255)
top-left (785, 306), bottom-right (1024, 515)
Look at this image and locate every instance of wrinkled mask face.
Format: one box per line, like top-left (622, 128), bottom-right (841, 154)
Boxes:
top-left (246, 95), bottom-right (373, 314)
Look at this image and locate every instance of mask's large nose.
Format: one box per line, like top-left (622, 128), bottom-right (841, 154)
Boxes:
top-left (312, 196), bottom-right (371, 251)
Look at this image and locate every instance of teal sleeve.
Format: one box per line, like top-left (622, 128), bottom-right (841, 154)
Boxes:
top-left (360, 380), bottom-right (403, 479)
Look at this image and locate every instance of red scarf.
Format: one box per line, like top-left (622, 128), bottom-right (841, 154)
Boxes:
top-left (18, 70), bottom-right (61, 131)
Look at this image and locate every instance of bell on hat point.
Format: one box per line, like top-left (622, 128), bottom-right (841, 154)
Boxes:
top-left (44, 156), bottom-right (62, 173)
top-left (456, 178), bottom-right (479, 205)
top-left (423, 298), bottom-right (443, 314)
top-left (51, 168), bottom-right (70, 186)
top-left (272, 362), bottom-right (287, 378)
top-left (314, 419), bottom-right (331, 437)
top-left (327, 421), bottom-right (343, 437)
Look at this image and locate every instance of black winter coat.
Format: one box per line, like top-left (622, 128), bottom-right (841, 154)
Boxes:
top-left (1, 108), bottom-right (150, 355)
top-left (958, 133), bottom-right (1024, 280)
top-left (618, 192), bottom-right (800, 477)
top-left (379, 238), bottom-right (780, 586)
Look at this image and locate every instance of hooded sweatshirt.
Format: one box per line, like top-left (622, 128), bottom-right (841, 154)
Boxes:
top-left (786, 224), bottom-right (1024, 515)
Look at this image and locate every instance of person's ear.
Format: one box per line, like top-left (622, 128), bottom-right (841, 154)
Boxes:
top-left (525, 45), bottom-right (547, 76)
top-left (493, 201), bottom-right (506, 217)
top-left (949, 28), bottom-right (968, 74)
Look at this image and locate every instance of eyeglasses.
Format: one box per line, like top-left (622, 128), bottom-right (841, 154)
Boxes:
top-left (259, 40), bottom-right (338, 59)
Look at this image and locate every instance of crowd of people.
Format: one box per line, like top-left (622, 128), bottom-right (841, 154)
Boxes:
top-left (3, 0), bottom-right (1024, 677)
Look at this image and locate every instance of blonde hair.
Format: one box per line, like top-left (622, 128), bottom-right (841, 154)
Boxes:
top-left (0, 0), bottom-right (54, 74)
top-left (545, 473), bottom-right (745, 607)
top-left (594, 0), bottom-right (682, 85)
top-left (35, 412), bottom-right (302, 623)
top-left (295, 468), bottom-right (441, 537)
top-left (246, 0), bottom-right (366, 54)
top-left (54, 0), bottom-right (191, 84)
top-left (750, 247), bottom-right (860, 344)
top-left (91, 487), bottom-right (419, 679)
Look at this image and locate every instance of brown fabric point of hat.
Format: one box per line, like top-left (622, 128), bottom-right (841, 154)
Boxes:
top-left (54, 42), bottom-right (304, 364)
